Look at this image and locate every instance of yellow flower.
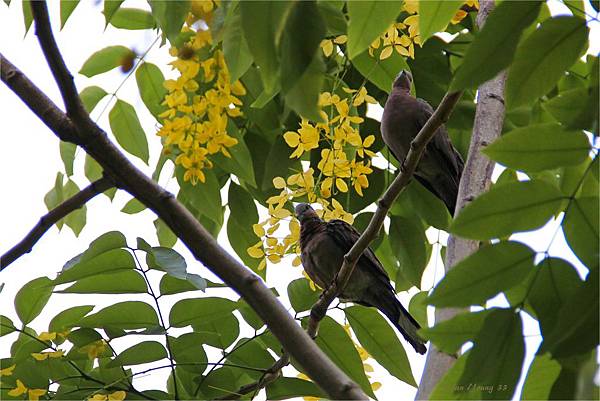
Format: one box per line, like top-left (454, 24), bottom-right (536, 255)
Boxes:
top-left (37, 332), bottom-right (56, 342)
top-left (80, 340), bottom-right (107, 360)
top-left (0, 364), bottom-right (15, 376)
top-left (247, 241), bottom-right (264, 258)
top-left (284, 121), bottom-right (320, 158)
top-left (323, 199), bottom-right (354, 224)
top-left (451, 10), bottom-right (468, 24)
top-left (28, 389), bottom-right (47, 401)
top-left (108, 390), bottom-right (127, 401)
top-left (31, 350), bottom-right (64, 361)
top-left (88, 395), bottom-right (108, 401)
top-left (320, 39), bottom-right (334, 57)
top-left (371, 381), bottom-right (382, 391)
top-left (8, 379), bottom-right (27, 397)
top-left (404, 0), bottom-right (418, 14)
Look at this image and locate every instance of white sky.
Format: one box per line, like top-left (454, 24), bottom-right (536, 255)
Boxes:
top-left (0, 1), bottom-right (598, 400)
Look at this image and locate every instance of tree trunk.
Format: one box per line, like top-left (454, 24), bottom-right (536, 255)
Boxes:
top-left (415, 1), bottom-right (507, 398)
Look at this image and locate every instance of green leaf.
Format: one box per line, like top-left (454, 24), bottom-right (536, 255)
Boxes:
top-left (524, 257), bottom-right (582, 334)
top-left (176, 166), bottom-right (222, 225)
top-left (240, 1), bottom-right (291, 91)
top-left (60, 0), bottom-right (79, 29)
top-left (84, 153), bottom-right (102, 182)
top-left (109, 8), bottom-right (155, 30)
top-left (312, 316), bottom-right (377, 399)
top-left (389, 216), bottom-right (429, 288)
top-left (429, 349), bottom-right (471, 399)
top-left (506, 16), bottom-right (589, 108)
top-left (22, 0), bottom-right (32, 35)
top-left (450, 1), bottom-right (541, 91)
top-left (226, 182), bottom-right (262, 273)
top-left (0, 315), bottom-right (16, 337)
top-left (483, 123), bottom-right (590, 172)
top-left (280, 1), bottom-right (326, 94)
top-left (107, 341), bottom-right (167, 367)
top-left (226, 337), bottom-right (275, 380)
top-left (266, 377), bottom-right (327, 400)
top-left (450, 180), bottom-right (565, 240)
top-left (284, 52), bottom-right (325, 121)
top-left (159, 274), bottom-right (207, 296)
top-left (150, 247), bottom-right (187, 279)
top-left (418, 1), bottom-right (463, 44)
top-left (109, 99), bottom-right (149, 164)
top-left (59, 141), bottom-right (76, 176)
top-left (148, 0), bottom-right (191, 43)
top-left (428, 241), bottom-right (535, 307)
top-left (521, 353), bottom-right (562, 400)
top-left (49, 305), bottom-right (94, 334)
top-left (539, 268), bottom-right (599, 357)
top-left (237, 300), bottom-right (265, 330)
top-left (44, 173), bottom-right (65, 229)
top-left (543, 86), bottom-right (598, 130)
top-left (79, 301), bottom-right (159, 329)
top-left (193, 313), bottom-right (240, 350)
top-left (397, 180), bottom-right (451, 231)
top-left (79, 45), bottom-right (133, 77)
top-left (154, 218), bottom-right (177, 248)
top-left (15, 277), bottom-right (54, 325)
top-left (121, 197), bottom-right (146, 214)
top-left (352, 50), bottom-right (410, 93)
top-left (454, 309), bottom-right (525, 400)
top-left (55, 249), bottom-right (134, 285)
top-left (67, 231), bottom-right (127, 265)
top-left (62, 179), bottom-right (86, 236)
top-left (170, 333), bottom-right (207, 373)
top-left (223, 4), bottom-right (253, 83)
top-left (346, 1), bottom-right (403, 59)
top-left (287, 278), bottom-right (320, 313)
top-left (169, 297), bottom-right (237, 327)
top-left (136, 62), bottom-right (166, 119)
top-left (408, 291), bottom-right (428, 329)
top-left (346, 305), bottom-right (416, 386)
top-left (419, 309), bottom-right (491, 355)
top-left (103, 0), bottom-right (124, 25)
top-left (58, 270), bottom-right (147, 294)
top-left (563, 196), bottom-right (599, 270)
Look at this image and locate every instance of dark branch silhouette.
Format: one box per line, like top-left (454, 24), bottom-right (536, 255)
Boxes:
top-left (1, 177), bottom-right (113, 270)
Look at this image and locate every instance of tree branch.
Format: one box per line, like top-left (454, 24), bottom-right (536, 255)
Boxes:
top-left (222, 90), bottom-right (464, 399)
top-left (1, 2), bottom-right (366, 399)
top-left (1, 177), bottom-right (113, 270)
top-left (415, 1), bottom-right (507, 399)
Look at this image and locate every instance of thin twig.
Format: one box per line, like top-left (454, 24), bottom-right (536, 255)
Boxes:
top-left (1, 177), bottom-right (113, 270)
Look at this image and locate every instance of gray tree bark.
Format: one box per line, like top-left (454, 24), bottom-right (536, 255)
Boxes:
top-left (415, 0), bottom-right (508, 399)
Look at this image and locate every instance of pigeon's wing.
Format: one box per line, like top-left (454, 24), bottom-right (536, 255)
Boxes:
top-left (416, 98), bottom-right (464, 181)
top-left (325, 219), bottom-right (393, 286)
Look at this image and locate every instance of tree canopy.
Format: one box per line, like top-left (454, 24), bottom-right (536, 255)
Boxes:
top-left (0, 1), bottom-right (598, 400)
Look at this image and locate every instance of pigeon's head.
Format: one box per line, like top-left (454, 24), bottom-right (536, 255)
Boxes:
top-left (393, 70), bottom-right (412, 91)
top-left (295, 203), bottom-right (319, 224)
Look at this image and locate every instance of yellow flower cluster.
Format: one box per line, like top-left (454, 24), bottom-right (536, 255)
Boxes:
top-left (452, 0), bottom-right (479, 24)
top-left (80, 339), bottom-right (108, 360)
top-left (320, 35), bottom-right (347, 57)
top-left (247, 87), bottom-right (378, 275)
top-left (157, 3), bottom-right (246, 185)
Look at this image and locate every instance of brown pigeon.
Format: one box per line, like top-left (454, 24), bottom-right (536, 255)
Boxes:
top-left (295, 203), bottom-right (427, 354)
top-left (381, 70), bottom-right (464, 214)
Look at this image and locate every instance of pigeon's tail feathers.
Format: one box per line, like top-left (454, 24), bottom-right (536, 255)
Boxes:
top-left (373, 289), bottom-right (427, 354)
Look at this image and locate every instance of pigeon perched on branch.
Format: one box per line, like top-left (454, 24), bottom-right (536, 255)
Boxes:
top-left (381, 70), bottom-right (464, 214)
top-left (295, 203), bottom-right (427, 354)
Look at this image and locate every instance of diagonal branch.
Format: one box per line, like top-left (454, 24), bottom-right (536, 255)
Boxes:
top-left (221, 91), bottom-right (463, 399)
top-left (1, 177), bottom-right (113, 270)
top-left (0, 2), bottom-right (366, 399)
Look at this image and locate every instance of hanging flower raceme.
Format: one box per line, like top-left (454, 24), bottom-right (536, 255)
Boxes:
top-left (247, 86), bottom-right (377, 274)
top-left (157, 3), bottom-right (246, 185)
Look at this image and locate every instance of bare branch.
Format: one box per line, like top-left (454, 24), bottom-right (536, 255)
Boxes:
top-left (415, 1), bottom-right (507, 399)
top-left (1, 2), bottom-right (366, 398)
top-left (1, 177), bottom-right (113, 270)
